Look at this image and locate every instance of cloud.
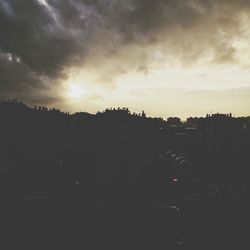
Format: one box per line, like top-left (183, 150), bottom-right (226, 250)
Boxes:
top-left (0, 0), bottom-right (250, 106)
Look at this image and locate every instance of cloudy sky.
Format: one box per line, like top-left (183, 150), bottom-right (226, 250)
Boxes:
top-left (1, 0), bottom-right (250, 118)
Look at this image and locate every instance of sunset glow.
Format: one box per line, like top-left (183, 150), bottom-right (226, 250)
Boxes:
top-left (67, 83), bottom-right (86, 101)
top-left (1, 0), bottom-right (250, 118)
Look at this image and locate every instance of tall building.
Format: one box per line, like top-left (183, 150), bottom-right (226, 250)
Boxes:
top-left (198, 114), bottom-right (245, 154)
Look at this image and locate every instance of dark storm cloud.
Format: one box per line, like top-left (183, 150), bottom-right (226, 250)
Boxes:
top-left (0, 0), bottom-right (82, 78)
top-left (0, 0), bottom-right (250, 105)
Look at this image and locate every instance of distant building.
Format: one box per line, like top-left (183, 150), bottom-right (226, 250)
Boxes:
top-left (198, 113), bottom-right (245, 154)
top-left (167, 117), bottom-right (182, 126)
top-left (186, 117), bottom-right (201, 128)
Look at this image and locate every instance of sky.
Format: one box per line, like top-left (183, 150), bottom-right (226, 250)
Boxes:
top-left (0, 0), bottom-right (250, 119)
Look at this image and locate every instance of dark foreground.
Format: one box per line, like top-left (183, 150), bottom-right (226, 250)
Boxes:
top-left (0, 101), bottom-right (250, 249)
top-left (1, 196), bottom-right (250, 250)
